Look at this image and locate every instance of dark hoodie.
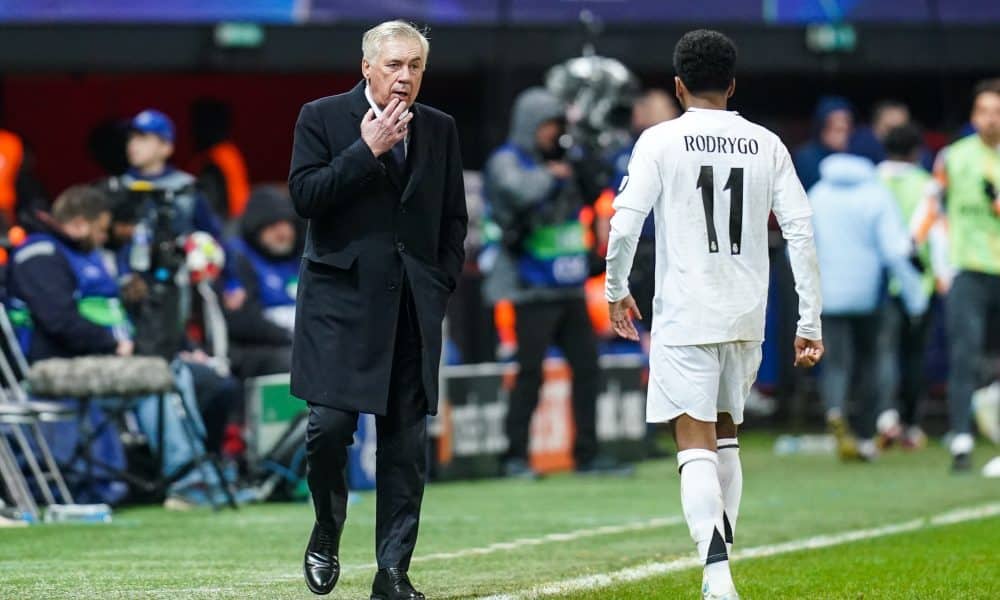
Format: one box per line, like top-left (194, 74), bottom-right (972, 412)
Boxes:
top-left (224, 186), bottom-right (300, 346)
top-left (793, 96), bottom-right (854, 191)
top-left (482, 87), bottom-right (586, 303)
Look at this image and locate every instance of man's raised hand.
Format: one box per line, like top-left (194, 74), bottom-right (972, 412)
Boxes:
top-left (361, 98), bottom-right (412, 157)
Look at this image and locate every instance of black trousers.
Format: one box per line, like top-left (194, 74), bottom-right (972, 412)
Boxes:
top-left (185, 361), bottom-right (241, 455)
top-left (878, 297), bottom-right (935, 427)
top-left (305, 278), bottom-right (428, 570)
top-left (819, 313), bottom-right (881, 438)
top-left (947, 271), bottom-right (1000, 435)
top-left (505, 296), bottom-right (600, 464)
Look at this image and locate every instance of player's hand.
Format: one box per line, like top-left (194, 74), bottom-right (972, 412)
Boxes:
top-left (115, 340), bottom-right (135, 357)
top-left (793, 336), bottom-right (824, 368)
top-left (609, 294), bottom-right (642, 342)
top-left (546, 161), bottom-right (573, 180)
top-left (360, 98), bottom-right (412, 157)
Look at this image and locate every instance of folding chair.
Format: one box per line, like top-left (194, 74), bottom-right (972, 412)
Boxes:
top-left (0, 403), bottom-right (40, 520)
top-left (0, 308), bottom-right (75, 520)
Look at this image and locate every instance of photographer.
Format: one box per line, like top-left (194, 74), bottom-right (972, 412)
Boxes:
top-left (103, 109), bottom-right (240, 458)
top-left (484, 87), bottom-right (630, 478)
top-left (102, 109), bottom-right (226, 357)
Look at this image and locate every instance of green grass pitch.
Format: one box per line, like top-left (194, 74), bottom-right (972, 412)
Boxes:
top-left (1, 434), bottom-right (997, 599)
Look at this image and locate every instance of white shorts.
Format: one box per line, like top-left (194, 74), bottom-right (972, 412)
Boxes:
top-left (646, 341), bottom-right (763, 425)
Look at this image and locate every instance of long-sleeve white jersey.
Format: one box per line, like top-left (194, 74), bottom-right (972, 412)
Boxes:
top-left (605, 107), bottom-right (822, 345)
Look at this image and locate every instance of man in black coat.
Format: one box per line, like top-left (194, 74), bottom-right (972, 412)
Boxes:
top-left (288, 20), bottom-right (467, 599)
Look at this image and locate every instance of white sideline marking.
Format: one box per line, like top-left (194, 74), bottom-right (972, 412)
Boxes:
top-left (340, 515), bottom-right (685, 573)
top-left (478, 502), bottom-right (1000, 600)
top-left (260, 515), bottom-right (683, 581)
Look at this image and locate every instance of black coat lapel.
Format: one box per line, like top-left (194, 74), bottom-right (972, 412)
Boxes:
top-left (400, 104), bottom-right (428, 204)
top-left (347, 80), bottom-right (370, 119)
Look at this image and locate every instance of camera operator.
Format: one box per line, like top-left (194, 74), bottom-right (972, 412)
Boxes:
top-left (484, 87), bottom-right (631, 478)
top-left (101, 110), bottom-right (226, 355)
top-left (102, 109), bottom-right (240, 458)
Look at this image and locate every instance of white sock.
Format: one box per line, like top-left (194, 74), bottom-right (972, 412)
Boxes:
top-left (950, 432), bottom-right (974, 456)
top-left (678, 449), bottom-right (733, 593)
top-left (716, 438), bottom-right (742, 555)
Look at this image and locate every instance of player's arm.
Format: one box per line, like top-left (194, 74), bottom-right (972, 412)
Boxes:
top-left (605, 132), bottom-right (661, 341)
top-left (771, 142), bottom-right (823, 367)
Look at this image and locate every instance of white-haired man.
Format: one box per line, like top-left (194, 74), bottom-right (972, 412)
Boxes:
top-left (289, 20), bottom-right (467, 598)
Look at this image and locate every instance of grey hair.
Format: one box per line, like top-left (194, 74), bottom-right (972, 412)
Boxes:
top-left (362, 20), bottom-right (430, 65)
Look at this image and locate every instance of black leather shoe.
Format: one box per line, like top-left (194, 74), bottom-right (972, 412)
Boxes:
top-left (303, 523), bottom-right (340, 595)
top-left (951, 453), bottom-right (973, 473)
top-left (371, 568), bottom-right (425, 600)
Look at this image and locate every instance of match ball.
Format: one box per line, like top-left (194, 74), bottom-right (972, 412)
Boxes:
top-left (183, 231), bottom-right (225, 283)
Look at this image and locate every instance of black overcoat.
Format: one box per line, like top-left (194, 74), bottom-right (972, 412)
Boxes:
top-left (288, 81), bottom-right (467, 415)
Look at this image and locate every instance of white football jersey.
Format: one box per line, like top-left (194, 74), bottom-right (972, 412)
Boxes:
top-left (606, 107), bottom-right (822, 346)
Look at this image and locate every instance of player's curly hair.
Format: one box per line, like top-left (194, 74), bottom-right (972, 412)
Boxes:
top-left (673, 30), bottom-right (737, 95)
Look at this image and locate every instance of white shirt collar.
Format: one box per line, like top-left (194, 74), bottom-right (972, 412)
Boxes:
top-left (685, 107), bottom-right (739, 115)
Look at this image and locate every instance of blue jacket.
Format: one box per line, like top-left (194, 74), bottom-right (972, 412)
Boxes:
top-left (810, 154), bottom-right (928, 316)
top-left (7, 229), bottom-right (128, 362)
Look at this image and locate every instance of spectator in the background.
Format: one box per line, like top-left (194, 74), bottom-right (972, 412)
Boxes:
top-left (810, 153), bottom-right (928, 462)
top-left (100, 109), bottom-right (241, 457)
top-left (484, 87), bottom-right (629, 477)
top-left (189, 98), bottom-right (251, 222)
top-left (5, 185), bottom-right (132, 504)
top-left (109, 109), bottom-right (221, 239)
top-left (101, 109), bottom-right (231, 355)
top-left (933, 78), bottom-right (1000, 472)
top-left (874, 124), bottom-right (939, 450)
top-left (0, 128), bottom-right (49, 232)
top-left (0, 128), bottom-right (26, 229)
top-left (223, 186), bottom-right (299, 378)
top-left (8, 186), bottom-right (248, 507)
top-left (6, 185), bottom-right (131, 361)
top-left (851, 100), bottom-right (911, 164)
top-left (794, 96), bottom-right (854, 190)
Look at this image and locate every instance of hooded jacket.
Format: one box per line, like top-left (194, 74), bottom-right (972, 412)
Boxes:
top-left (810, 153), bottom-right (927, 316)
top-left (794, 96), bottom-right (854, 191)
top-left (224, 186), bottom-right (301, 346)
top-left (482, 87), bottom-right (587, 304)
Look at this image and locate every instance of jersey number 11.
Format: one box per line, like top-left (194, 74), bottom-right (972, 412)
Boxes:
top-left (696, 165), bottom-right (744, 255)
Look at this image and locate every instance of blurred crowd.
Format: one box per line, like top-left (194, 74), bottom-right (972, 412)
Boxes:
top-left (470, 76), bottom-right (1000, 473)
top-left (0, 75), bottom-right (998, 510)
